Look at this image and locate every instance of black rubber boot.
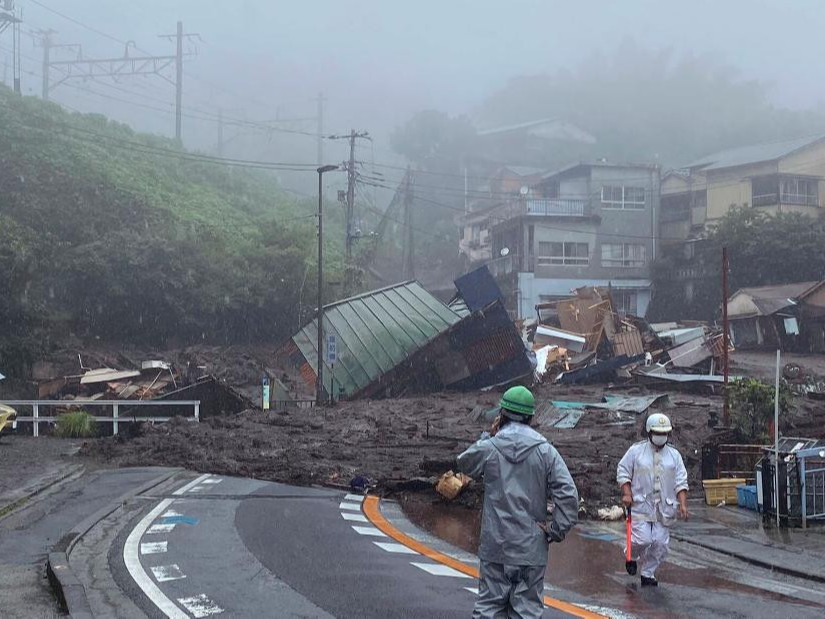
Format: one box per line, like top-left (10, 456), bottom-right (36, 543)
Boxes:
top-left (641, 576), bottom-right (658, 587)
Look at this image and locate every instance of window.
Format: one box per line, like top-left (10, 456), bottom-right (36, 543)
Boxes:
top-left (781, 178), bottom-right (818, 206)
top-left (612, 290), bottom-right (638, 315)
top-left (601, 185), bottom-right (646, 209)
top-left (601, 243), bottom-right (646, 267)
top-left (537, 241), bottom-right (589, 266)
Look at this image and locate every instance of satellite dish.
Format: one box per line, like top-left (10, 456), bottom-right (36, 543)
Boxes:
top-left (500, 247), bottom-right (510, 257)
top-left (519, 186), bottom-right (529, 195)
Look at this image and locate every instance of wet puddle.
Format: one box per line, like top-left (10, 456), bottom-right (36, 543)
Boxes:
top-left (399, 495), bottom-right (822, 614)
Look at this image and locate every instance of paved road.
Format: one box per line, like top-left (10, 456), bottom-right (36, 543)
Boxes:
top-left (0, 466), bottom-right (175, 618)
top-left (119, 474), bottom-right (583, 618)
top-left (117, 473), bottom-right (825, 618)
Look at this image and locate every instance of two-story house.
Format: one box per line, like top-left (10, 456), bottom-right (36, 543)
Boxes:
top-left (487, 161), bottom-right (660, 319)
top-left (661, 134), bottom-right (825, 244)
top-left (657, 134), bottom-right (825, 316)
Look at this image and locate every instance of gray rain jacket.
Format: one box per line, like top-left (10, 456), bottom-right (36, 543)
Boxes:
top-left (457, 422), bottom-right (579, 566)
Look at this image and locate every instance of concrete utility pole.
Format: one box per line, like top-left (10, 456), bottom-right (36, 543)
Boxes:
top-left (174, 21), bottom-right (183, 142)
top-left (332, 129), bottom-right (369, 294)
top-left (316, 92), bottom-right (325, 166)
top-left (1, 1), bottom-right (22, 94)
top-left (217, 108), bottom-right (224, 157)
top-left (403, 167), bottom-right (415, 280)
top-left (316, 164), bottom-right (339, 404)
top-left (36, 29), bottom-right (56, 100)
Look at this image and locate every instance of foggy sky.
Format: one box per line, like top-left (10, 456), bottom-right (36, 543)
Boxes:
top-left (6, 0), bottom-right (825, 179)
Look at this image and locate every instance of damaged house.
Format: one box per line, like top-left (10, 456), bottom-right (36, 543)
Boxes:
top-left (727, 281), bottom-right (825, 352)
top-left (276, 270), bottom-right (534, 400)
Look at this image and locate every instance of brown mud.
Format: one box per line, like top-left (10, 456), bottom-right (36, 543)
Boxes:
top-left (81, 383), bottom-right (721, 508)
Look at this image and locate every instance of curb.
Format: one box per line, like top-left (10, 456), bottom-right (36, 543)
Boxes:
top-left (46, 467), bottom-right (184, 618)
top-left (671, 533), bottom-right (825, 584)
top-left (0, 464), bottom-right (85, 522)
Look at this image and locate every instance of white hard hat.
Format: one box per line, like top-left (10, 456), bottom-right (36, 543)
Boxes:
top-left (646, 413), bottom-right (672, 434)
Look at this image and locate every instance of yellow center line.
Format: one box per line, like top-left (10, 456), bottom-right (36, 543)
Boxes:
top-left (362, 496), bottom-right (604, 619)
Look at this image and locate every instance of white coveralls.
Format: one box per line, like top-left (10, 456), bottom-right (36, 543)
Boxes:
top-left (616, 440), bottom-right (688, 579)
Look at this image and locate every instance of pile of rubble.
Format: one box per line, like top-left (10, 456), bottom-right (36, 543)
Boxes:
top-left (31, 353), bottom-right (252, 419)
top-left (528, 287), bottom-right (731, 388)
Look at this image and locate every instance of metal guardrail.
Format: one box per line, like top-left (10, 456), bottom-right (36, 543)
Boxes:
top-left (0, 399), bottom-right (200, 437)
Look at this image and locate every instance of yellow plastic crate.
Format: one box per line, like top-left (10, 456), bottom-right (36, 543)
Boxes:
top-left (702, 478), bottom-right (746, 505)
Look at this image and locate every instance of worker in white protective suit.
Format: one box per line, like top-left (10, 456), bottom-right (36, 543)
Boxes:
top-left (616, 412), bottom-right (688, 586)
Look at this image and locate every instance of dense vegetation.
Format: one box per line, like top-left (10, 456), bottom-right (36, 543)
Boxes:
top-left (650, 208), bottom-right (825, 321)
top-left (0, 87), bottom-right (340, 375)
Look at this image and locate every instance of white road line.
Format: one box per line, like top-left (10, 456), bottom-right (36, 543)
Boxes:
top-left (344, 493), bottom-right (365, 502)
top-left (148, 524), bottom-right (176, 534)
top-left (151, 564), bottom-right (187, 582)
top-left (123, 473), bottom-right (210, 619)
top-left (341, 512), bottom-right (368, 522)
top-left (339, 501), bottom-right (362, 511)
top-left (464, 587), bottom-right (479, 595)
top-left (373, 541), bottom-right (419, 555)
top-left (187, 486), bottom-right (206, 493)
top-left (141, 541), bottom-right (168, 555)
top-left (351, 525), bottom-right (387, 537)
top-left (410, 562), bottom-right (472, 578)
top-left (178, 594), bottom-right (224, 617)
top-left (162, 509), bottom-right (182, 518)
top-left (200, 478), bottom-right (222, 485)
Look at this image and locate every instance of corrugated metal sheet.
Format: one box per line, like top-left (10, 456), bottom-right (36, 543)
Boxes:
top-left (292, 281), bottom-right (462, 397)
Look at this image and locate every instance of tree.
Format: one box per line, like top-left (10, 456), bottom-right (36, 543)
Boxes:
top-left (476, 40), bottom-right (825, 167)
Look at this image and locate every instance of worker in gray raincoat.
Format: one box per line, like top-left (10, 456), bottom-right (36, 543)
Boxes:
top-left (457, 386), bottom-right (579, 618)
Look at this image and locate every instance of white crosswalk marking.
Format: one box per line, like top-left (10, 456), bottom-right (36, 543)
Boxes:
top-left (150, 564), bottom-right (186, 582)
top-left (351, 525), bottom-right (387, 537)
top-left (339, 501), bottom-right (362, 511)
top-left (177, 594), bottom-right (224, 617)
top-left (410, 562), bottom-right (472, 578)
top-left (140, 541), bottom-right (168, 555)
top-left (373, 542), bottom-right (418, 555)
top-left (341, 512), bottom-right (368, 522)
top-left (147, 524), bottom-right (175, 534)
top-left (344, 494), bottom-right (365, 502)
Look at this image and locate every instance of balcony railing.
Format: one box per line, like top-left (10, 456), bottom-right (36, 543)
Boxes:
top-left (524, 198), bottom-right (587, 217)
top-left (753, 192), bottom-right (820, 207)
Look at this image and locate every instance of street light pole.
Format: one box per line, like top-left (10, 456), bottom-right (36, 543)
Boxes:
top-left (316, 164), bottom-right (338, 404)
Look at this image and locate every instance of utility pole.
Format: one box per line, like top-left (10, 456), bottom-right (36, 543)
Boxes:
top-left (36, 29), bottom-right (56, 100)
top-left (316, 164), bottom-right (339, 404)
top-left (1, 1), bottom-right (21, 94)
top-left (403, 168), bottom-right (415, 279)
top-left (331, 129), bottom-right (368, 295)
top-left (217, 108), bottom-right (224, 157)
top-left (174, 20), bottom-right (183, 142)
top-left (722, 246), bottom-right (730, 427)
top-left (316, 92), bottom-right (325, 166)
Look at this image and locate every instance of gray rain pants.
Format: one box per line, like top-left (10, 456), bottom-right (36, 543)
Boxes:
top-left (473, 561), bottom-right (545, 619)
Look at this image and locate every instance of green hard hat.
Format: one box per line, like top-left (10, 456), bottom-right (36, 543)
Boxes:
top-left (499, 386), bottom-right (535, 417)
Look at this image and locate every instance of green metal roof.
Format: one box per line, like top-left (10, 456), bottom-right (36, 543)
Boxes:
top-left (292, 281), bottom-right (462, 397)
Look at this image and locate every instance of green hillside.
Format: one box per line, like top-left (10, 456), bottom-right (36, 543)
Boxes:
top-left (0, 87), bottom-right (337, 374)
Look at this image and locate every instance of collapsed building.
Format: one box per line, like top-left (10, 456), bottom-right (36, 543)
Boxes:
top-left (276, 267), bottom-right (535, 400)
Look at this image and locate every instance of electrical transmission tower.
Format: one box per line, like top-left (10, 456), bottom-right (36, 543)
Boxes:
top-left (38, 21), bottom-right (199, 142)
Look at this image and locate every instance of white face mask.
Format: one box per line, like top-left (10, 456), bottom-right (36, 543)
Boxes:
top-left (650, 433), bottom-right (668, 447)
